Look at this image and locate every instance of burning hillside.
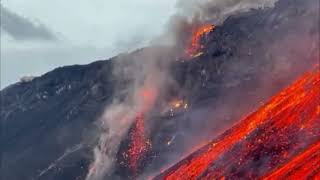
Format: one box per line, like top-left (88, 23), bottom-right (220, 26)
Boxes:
top-left (155, 67), bottom-right (320, 179)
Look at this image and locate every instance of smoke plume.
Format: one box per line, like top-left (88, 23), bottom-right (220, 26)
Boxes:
top-left (86, 0), bottom-right (319, 179)
top-left (158, 0), bottom-right (278, 57)
top-left (176, 0), bottom-right (277, 23)
top-left (86, 47), bottom-right (174, 180)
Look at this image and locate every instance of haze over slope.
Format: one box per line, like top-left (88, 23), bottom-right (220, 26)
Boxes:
top-left (1, 0), bottom-right (319, 179)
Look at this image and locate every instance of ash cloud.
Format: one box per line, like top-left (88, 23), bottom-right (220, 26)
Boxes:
top-left (159, 0), bottom-right (279, 57)
top-left (176, 0), bottom-right (278, 23)
top-left (0, 5), bottom-right (58, 41)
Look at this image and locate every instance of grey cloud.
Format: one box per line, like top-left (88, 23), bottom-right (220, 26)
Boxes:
top-left (0, 5), bottom-right (57, 41)
top-left (176, 0), bottom-right (278, 23)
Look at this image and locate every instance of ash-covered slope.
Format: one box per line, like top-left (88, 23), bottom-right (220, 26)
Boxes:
top-left (1, 0), bottom-right (318, 179)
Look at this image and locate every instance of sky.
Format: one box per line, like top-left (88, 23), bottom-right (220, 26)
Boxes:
top-left (1, 0), bottom-right (177, 88)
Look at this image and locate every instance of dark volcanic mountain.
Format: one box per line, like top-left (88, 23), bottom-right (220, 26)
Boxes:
top-left (1, 0), bottom-right (318, 179)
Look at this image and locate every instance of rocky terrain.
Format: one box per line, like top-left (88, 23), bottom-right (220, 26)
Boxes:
top-left (1, 0), bottom-right (318, 179)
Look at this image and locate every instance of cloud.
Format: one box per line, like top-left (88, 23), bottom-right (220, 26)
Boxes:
top-left (0, 5), bottom-right (58, 41)
top-left (176, 0), bottom-right (278, 23)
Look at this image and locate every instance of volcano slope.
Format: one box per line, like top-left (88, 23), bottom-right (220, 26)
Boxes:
top-left (1, 0), bottom-right (319, 179)
top-left (154, 67), bottom-right (320, 179)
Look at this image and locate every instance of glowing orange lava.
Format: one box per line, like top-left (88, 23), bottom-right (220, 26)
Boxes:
top-left (127, 114), bottom-right (151, 174)
top-left (125, 85), bottom-right (156, 175)
top-left (263, 141), bottom-right (320, 180)
top-left (155, 67), bottom-right (320, 179)
top-left (170, 99), bottom-right (188, 110)
top-left (186, 24), bottom-right (215, 57)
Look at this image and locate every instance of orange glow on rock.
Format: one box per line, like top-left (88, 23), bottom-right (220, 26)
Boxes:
top-left (186, 24), bottom-right (214, 57)
top-left (127, 114), bottom-right (151, 174)
top-left (125, 85), bottom-right (156, 175)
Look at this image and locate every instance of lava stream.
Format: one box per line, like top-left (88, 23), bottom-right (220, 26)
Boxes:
top-left (155, 67), bottom-right (320, 179)
top-left (263, 141), bottom-right (320, 180)
top-left (124, 85), bottom-right (156, 175)
top-left (127, 114), bottom-right (151, 174)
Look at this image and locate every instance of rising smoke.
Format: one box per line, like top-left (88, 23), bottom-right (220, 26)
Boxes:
top-left (159, 0), bottom-right (278, 56)
top-left (176, 0), bottom-right (277, 23)
top-left (86, 0), bottom-right (319, 179)
top-left (86, 47), bottom-right (174, 180)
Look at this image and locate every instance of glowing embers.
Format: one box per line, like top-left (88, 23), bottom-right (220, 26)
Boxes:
top-left (155, 68), bottom-right (320, 180)
top-left (166, 135), bottom-right (176, 146)
top-left (126, 114), bottom-right (151, 174)
top-left (170, 99), bottom-right (188, 110)
top-left (162, 99), bottom-right (189, 117)
top-left (185, 24), bottom-right (215, 58)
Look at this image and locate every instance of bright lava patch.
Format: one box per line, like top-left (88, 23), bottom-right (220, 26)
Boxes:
top-left (155, 67), bottom-right (320, 179)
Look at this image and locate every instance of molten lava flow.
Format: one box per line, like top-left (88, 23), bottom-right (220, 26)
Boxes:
top-left (155, 68), bottom-right (320, 179)
top-left (186, 24), bottom-right (214, 57)
top-left (263, 141), bottom-right (320, 180)
top-left (123, 85), bottom-right (156, 175)
top-left (127, 114), bottom-right (151, 174)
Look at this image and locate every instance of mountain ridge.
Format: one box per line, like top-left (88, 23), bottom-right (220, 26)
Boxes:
top-left (1, 0), bottom-right (318, 179)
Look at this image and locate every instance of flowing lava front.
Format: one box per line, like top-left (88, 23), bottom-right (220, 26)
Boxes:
top-left (185, 24), bottom-right (215, 57)
top-left (155, 67), bottom-right (320, 179)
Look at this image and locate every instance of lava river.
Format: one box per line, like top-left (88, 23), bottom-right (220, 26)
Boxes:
top-left (154, 67), bottom-right (320, 179)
